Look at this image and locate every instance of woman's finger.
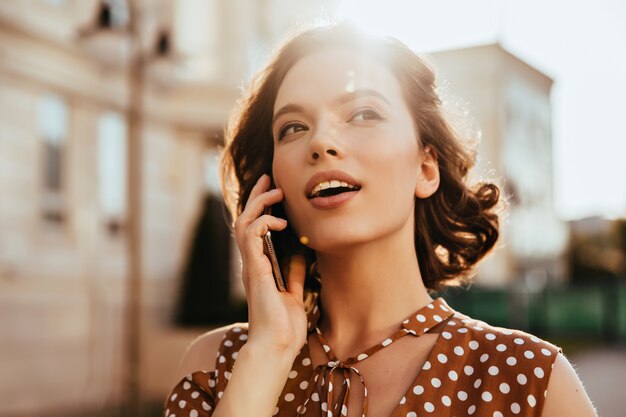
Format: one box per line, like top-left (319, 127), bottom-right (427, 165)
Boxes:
top-left (233, 174), bottom-right (269, 229)
top-left (235, 188), bottom-right (284, 238)
top-left (247, 173), bottom-right (270, 203)
top-left (243, 214), bottom-right (288, 241)
top-left (240, 214), bottom-right (288, 279)
top-left (246, 188), bottom-right (284, 222)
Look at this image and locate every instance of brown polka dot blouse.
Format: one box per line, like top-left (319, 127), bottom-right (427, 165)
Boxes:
top-left (165, 297), bottom-right (561, 417)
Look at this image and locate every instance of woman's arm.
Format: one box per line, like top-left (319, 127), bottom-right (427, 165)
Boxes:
top-left (541, 353), bottom-right (597, 416)
top-left (211, 342), bottom-right (299, 417)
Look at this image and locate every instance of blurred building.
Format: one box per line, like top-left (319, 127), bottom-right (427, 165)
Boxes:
top-left (0, 1), bottom-right (570, 416)
top-left (431, 44), bottom-right (569, 288)
top-left (0, 0), bottom-right (239, 415)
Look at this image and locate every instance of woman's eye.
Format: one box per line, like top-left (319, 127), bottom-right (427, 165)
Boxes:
top-left (349, 109), bottom-right (383, 122)
top-left (278, 123), bottom-right (307, 139)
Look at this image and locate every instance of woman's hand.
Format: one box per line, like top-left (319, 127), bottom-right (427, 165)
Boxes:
top-left (233, 174), bottom-right (308, 357)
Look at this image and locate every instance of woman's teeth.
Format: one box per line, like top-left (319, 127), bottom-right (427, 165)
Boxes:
top-left (310, 180), bottom-right (360, 198)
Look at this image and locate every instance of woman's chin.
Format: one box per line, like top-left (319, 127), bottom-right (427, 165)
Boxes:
top-left (303, 232), bottom-right (374, 254)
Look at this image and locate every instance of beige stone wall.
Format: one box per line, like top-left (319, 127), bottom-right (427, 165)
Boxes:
top-left (0, 75), bottom-right (123, 415)
top-left (0, 77), bottom-right (211, 416)
top-left (0, 1), bottom-right (230, 414)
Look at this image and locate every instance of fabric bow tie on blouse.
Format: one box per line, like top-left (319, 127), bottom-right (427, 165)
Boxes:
top-left (298, 296), bottom-right (455, 417)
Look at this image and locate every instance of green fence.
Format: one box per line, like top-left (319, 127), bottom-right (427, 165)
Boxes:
top-left (439, 282), bottom-right (626, 342)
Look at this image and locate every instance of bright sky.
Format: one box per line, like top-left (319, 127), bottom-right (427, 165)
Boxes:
top-left (335, 0), bottom-right (626, 220)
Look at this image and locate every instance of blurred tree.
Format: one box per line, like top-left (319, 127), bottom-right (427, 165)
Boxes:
top-left (569, 217), bottom-right (625, 284)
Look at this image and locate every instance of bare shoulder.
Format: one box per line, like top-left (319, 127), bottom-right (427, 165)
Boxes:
top-left (174, 322), bottom-right (249, 383)
top-left (541, 352), bottom-right (597, 416)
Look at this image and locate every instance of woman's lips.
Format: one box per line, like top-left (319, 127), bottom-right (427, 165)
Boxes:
top-left (308, 190), bottom-right (359, 209)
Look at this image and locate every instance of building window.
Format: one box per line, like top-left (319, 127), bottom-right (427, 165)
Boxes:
top-left (173, 0), bottom-right (221, 82)
top-left (97, 112), bottom-right (128, 235)
top-left (38, 94), bottom-right (68, 223)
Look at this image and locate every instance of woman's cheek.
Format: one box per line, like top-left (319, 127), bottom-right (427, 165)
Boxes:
top-left (271, 162), bottom-right (301, 222)
top-left (282, 198), bottom-right (305, 236)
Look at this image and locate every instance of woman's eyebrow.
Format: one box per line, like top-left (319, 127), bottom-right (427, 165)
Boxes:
top-left (334, 89), bottom-right (391, 106)
top-left (272, 104), bottom-right (305, 126)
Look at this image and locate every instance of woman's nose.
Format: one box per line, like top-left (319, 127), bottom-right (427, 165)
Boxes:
top-left (311, 147), bottom-right (338, 160)
top-left (307, 123), bottom-right (343, 163)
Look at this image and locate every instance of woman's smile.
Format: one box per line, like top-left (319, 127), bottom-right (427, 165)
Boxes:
top-left (304, 168), bottom-right (362, 209)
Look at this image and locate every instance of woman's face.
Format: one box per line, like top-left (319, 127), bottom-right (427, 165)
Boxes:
top-left (271, 48), bottom-right (437, 253)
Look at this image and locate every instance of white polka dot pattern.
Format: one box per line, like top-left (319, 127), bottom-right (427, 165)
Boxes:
top-left (163, 299), bottom-right (561, 417)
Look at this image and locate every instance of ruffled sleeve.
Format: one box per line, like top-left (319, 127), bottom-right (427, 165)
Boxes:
top-left (163, 324), bottom-right (250, 417)
top-left (164, 370), bottom-right (217, 417)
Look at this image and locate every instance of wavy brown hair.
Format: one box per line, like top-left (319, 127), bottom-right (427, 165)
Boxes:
top-left (220, 23), bottom-right (501, 295)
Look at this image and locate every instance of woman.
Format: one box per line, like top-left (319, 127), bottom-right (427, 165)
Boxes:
top-left (164, 24), bottom-right (596, 417)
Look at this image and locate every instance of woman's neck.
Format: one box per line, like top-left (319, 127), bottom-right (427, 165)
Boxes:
top-left (314, 224), bottom-right (433, 355)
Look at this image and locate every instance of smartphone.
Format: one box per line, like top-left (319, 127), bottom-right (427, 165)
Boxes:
top-left (262, 182), bottom-right (288, 292)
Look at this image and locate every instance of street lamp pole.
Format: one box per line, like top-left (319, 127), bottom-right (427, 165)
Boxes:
top-left (125, 0), bottom-right (143, 415)
top-left (78, 1), bottom-right (178, 413)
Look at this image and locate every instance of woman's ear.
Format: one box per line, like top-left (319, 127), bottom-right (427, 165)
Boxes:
top-left (415, 145), bottom-right (440, 198)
